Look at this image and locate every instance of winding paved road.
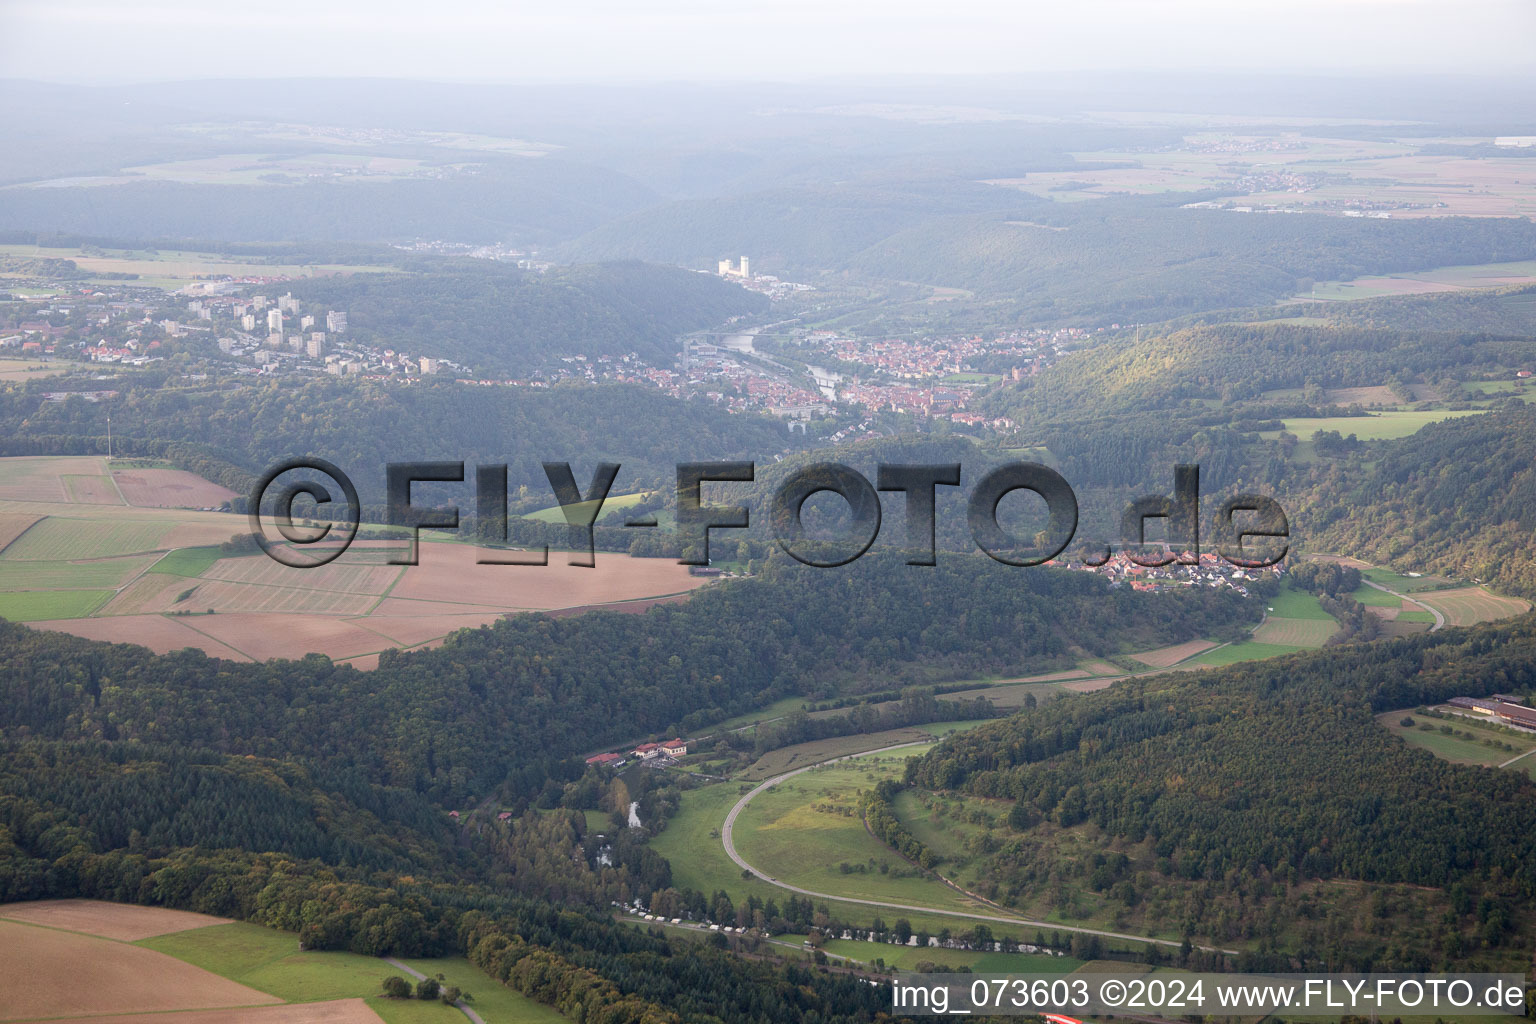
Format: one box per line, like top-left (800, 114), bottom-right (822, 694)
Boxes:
top-left (719, 743), bottom-right (1239, 955)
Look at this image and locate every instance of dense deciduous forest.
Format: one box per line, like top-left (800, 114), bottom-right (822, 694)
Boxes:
top-left (281, 261), bottom-right (769, 372)
top-left (0, 375), bottom-right (789, 501)
top-left (905, 618), bottom-right (1536, 965)
top-left (1294, 406), bottom-right (1536, 595)
top-left (0, 554), bottom-right (1253, 804)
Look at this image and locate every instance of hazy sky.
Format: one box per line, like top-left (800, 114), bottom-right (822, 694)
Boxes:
top-left (2, 0), bottom-right (1534, 83)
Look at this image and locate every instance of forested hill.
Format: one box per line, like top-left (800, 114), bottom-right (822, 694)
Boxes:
top-left (1294, 406), bottom-right (1536, 595)
top-left (847, 203), bottom-right (1536, 320)
top-left (0, 554), bottom-right (1253, 805)
top-left (0, 376), bottom-right (788, 502)
top-left (905, 616), bottom-right (1536, 961)
top-left (989, 320), bottom-right (1536, 422)
top-left (283, 261), bottom-right (770, 373)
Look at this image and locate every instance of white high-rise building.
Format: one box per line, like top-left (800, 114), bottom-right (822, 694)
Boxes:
top-left (326, 310), bottom-right (348, 333)
top-left (307, 335), bottom-right (325, 358)
top-left (739, 256), bottom-right (749, 278)
top-left (241, 314), bottom-right (257, 332)
top-left (300, 315), bottom-right (315, 330)
top-left (267, 308), bottom-right (283, 333)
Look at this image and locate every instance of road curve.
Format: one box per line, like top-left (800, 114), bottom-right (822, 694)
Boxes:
top-left (719, 743), bottom-right (1239, 955)
top-left (1361, 578), bottom-right (1445, 631)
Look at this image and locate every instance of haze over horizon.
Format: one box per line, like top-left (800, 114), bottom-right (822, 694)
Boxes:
top-left (3, 0), bottom-right (1535, 85)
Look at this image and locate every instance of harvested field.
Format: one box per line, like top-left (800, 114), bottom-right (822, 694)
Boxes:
top-left (387, 541), bottom-right (709, 610)
top-left (38, 615), bottom-right (253, 660)
top-left (113, 468), bottom-right (239, 508)
top-left (9, 999), bottom-right (385, 1024)
top-left (1130, 638), bottom-right (1216, 667)
top-left (0, 919), bottom-right (279, 1020)
top-left (0, 456), bottom-right (115, 503)
top-left (1060, 676), bottom-right (1120, 692)
top-left (544, 593), bottom-right (694, 618)
top-left (99, 573), bottom-right (190, 614)
top-left (202, 555), bottom-right (401, 595)
top-left (63, 473), bottom-right (122, 504)
top-left (2, 517), bottom-right (173, 560)
top-left (367, 596), bottom-right (510, 616)
top-left (135, 578), bottom-right (380, 616)
top-left (1077, 660), bottom-right (1120, 676)
top-left (0, 513), bottom-right (41, 552)
top-left (1414, 586), bottom-right (1531, 626)
top-left (178, 613), bottom-right (395, 661)
top-left (350, 612), bottom-right (505, 646)
top-left (1253, 616), bottom-right (1337, 647)
top-left (0, 898), bottom-right (230, 940)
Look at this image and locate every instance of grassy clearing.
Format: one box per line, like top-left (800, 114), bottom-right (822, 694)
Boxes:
top-left (1379, 712), bottom-right (1536, 770)
top-left (1361, 567), bottom-right (1453, 592)
top-left (0, 359), bottom-right (70, 382)
top-left (0, 589), bottom-right (113, 620)
top-left (821, 939), bottom-right (1079, 973)
top-left (1350, 583), bottom-right (1401, 607)
top-left (1251, 616), bottom-right (1336, 648)
top-left (524, 491), bottom-right (650, 524)
top-left (686, 695), bottom-right (812, 735)
top-left (1186, 641), bottom-right (1305, 667)
top-left (733, 752), bottom-right (977, 913)
top-left (1264, 585), bottom-right (1332, 620)
top-left (140, 922), bottom-right (398, 1002)
top-left (650, 781), bottom-right (776, 899)
top-left (389, 955), bottom-right (567, 1023)
top-left (150, 545), bottom-right (227, 577)
top-left (142, 922), bottom-right (556, 1023)
top-left (1274, 409), bottom-right (1487, 441)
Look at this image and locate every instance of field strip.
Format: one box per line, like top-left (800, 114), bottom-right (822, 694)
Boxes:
top-left (0, 899), bottom-right (230, 941)
top-left (1363, 578), bottom-right (1444, 630)
top-left (361, 563), bottom-right (409, 614)
top-left (719, 744), bottom-right (1238, 955)
top-left (0, 513), bottom-right (43, 554)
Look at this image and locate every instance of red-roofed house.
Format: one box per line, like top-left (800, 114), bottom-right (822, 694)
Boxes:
top-left (585, 752), bottom-right (623, 767)
top-left (660, 739), bottom-right (688, 758)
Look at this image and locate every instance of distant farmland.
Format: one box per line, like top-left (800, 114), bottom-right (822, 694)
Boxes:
top-left (0, 455), bottom-right (712, 665)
